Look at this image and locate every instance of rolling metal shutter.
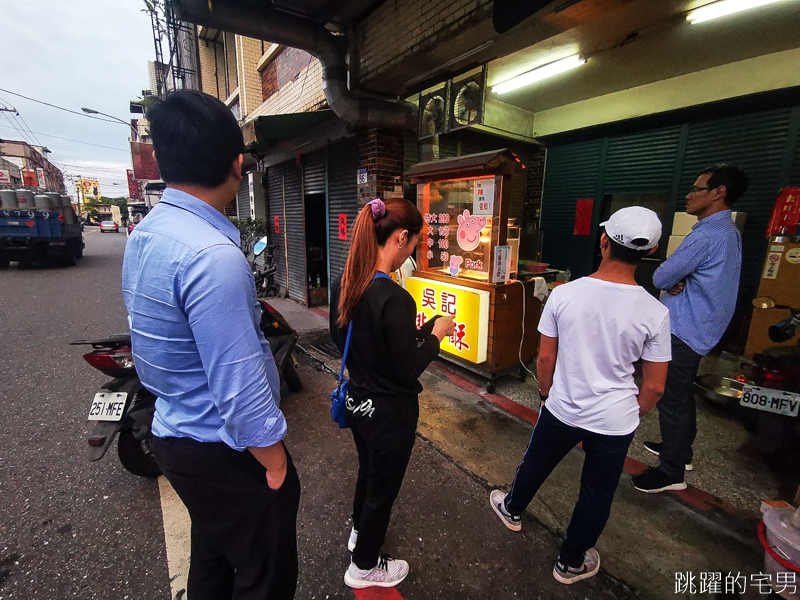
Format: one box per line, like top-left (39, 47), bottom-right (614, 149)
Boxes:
top-left (327, 138), bottom-right (360, 283)
top-left (603, 126), bottom-right (682, 194)
top-left (236, 176), bottom-right (250, 218)
top-left (678, 107), bottom-right (794, 293)
top-left (303, 151), bottom-right (326, 194)
top-left (266, 166), bottom-right (287, 293)
top-left (540, 139), bottom-right (604, 276)
top-left (283, 163), bottom-right (306, 303)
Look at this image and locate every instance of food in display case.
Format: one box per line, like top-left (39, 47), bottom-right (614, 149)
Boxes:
top-left (418, 175), bottom-right (497, 281)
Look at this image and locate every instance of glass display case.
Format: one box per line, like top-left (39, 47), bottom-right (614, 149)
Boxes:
top-left (405, 149), bottom-right (543, 392)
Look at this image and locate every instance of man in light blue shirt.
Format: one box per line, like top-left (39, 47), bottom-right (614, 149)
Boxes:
top-left (122, 90), bottom-right (300, 599)
top-left (633, 164), bottom-right (748, 493)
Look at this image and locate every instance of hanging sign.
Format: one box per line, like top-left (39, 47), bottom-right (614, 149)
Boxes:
top-left (0, 170), bottom-right (10, 186)
top-left (473, 179), bottom-right (494, 216)
top-left (338, 214), bottom-right (348, 240)
top-left (22, 170), bottom-right (37, 187)
top-left (493, 245), bottom-right (511, 283)
top-left (36, 168), bottom-right (46, 189)
top-left (274, 215), bottom-right (280, 234)
top-left (357, 167), bottom-right (368, 185)
top-left (406, 276), bottom-right (489, 364)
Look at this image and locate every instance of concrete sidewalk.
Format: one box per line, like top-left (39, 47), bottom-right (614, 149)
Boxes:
top-left (271, 297), bottom-right (765, 599)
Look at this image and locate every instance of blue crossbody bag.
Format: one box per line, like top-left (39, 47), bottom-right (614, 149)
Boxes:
top-left (330, 272), bottom-right (391, 428)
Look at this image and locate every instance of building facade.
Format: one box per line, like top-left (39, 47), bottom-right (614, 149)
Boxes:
top-left (0, 140), bottom-right (66, 193)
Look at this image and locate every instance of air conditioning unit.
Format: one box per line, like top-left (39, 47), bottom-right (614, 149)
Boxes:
top-left (248, 171), bottom-right (266, 220)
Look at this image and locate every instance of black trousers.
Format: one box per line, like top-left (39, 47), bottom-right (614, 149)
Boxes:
top-left (657, 334), bottom-right (704, 479)
top-left (348, 395), bottom-right (417, 570)
top-left (153, 436), bottom-right (301, 600)
top-left (505, 406), bottom-right (634, 568)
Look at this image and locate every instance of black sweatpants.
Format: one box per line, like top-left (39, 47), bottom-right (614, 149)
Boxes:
top-left (505, 406), bottom-right (634, 568)
top-left (153, 436), bottom-right (301, 600)
top-left (347, 395), bottom-right (417, 570)
top-left (657, 334), bottom-right (704, 480)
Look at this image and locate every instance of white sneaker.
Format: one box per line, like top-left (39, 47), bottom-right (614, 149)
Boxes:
top-left (347, 527), bottom-right (358, 552)
top-left (553, 548), bottom-right (600, 584)
top-left (489, 490), bottom-right (522, 532)
top-left (344, 555), bottom-right (409, 589)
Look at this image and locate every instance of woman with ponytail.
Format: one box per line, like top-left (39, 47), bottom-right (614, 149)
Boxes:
top-left (330, 197), bottom-right (455, 589)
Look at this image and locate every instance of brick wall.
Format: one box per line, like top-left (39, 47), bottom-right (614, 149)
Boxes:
top-left (197, 38), bottom-right (225, 100)
top-left (224, 33), bottom-right (239, 95)
top-left (236, 36), bottom-right (265, 118)
top-left (357, 129), bottom-right (405, 203)
top-left (247, 55), bottom-right (326, 120)
top-left (356, 0), bottom-right (493, 84)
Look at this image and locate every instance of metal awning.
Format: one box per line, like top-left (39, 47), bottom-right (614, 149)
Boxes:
top-left (250, 110), bottom-right (335, 152)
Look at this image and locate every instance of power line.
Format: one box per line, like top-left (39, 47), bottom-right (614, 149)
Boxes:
top-left (0, 124), bottom-right (128, 152)
top-left (0, 88), bottom-right (127, 126)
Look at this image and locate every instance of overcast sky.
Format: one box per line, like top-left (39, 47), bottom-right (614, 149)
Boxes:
top-left (0, 1), bottom-right (155, 197)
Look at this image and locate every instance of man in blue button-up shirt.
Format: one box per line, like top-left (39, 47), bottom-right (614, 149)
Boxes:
top-left (122, 91), bottom-right (300, 600)
top-left (633, 164), bottom-right (748, 494)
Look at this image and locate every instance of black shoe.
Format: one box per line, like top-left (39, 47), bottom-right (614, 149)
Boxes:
top-left (631, 467), bottom-right (687, 493)
top-left (643, 441), bottom-right (694, 471)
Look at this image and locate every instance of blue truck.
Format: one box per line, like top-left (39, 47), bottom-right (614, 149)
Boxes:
top-left (0, 208), bottom-right (84, 268)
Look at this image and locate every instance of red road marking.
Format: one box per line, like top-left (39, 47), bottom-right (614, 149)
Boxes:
top-left (310, 306), bottom-right (329, 319)
top-left (428, 362), bottom-right (754, 521)
top-left (353, 587), bottom-right (406, 600)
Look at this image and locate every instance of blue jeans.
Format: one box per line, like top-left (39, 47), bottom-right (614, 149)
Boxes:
top-left (505, 406), bottom-right (634, 568)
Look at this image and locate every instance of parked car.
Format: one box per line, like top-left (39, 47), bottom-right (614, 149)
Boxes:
top-left (100, 221), bottom-right (119, 233)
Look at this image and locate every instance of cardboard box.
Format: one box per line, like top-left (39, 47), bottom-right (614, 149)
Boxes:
top-left (671, 211), bottom-right (746, 236)
top-left (671, 212), bottom-right (697, 236)
top-left (666, 235), bottom-right (685, 258)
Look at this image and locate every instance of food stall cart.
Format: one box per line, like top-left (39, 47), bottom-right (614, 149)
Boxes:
top-left (405, 149), bottom-right (543, 392)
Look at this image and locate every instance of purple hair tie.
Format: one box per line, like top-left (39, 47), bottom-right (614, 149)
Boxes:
top-left (366, 198), bottom-right (386, 221)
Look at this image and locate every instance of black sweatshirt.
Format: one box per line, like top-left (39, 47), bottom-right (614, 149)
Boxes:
top-left (330, 275), bottom-right (440, 400)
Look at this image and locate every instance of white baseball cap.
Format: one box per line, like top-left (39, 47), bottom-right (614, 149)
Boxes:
top-left (600, 206), bottom-right (662, 251)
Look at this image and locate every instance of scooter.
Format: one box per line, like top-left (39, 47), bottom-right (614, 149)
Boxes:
top-left (252, 235), bottom-right (280, 298)
top-left (742, 298), bottom-right (800, 454)
top-left (73, 300), bottom-right (303, 478)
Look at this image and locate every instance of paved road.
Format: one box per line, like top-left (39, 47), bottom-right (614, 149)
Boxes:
top-left (0, 227), bottom-right (636, 600)
top-left (0, 228), bottom-right (170, 599)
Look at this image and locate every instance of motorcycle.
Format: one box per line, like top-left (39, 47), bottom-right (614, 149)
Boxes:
top-left (742, 297), bottom-right (800, 458)
top-left (73, 299), bottom-right (303, 478)
top-left (252, 235), bottom-right (280, 298)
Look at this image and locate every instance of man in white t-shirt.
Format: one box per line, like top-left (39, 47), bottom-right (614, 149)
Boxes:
top-left (489, 207), bottom-right (671, 585)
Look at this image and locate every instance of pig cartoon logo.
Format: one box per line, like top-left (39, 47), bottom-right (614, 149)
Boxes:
top-left (449, 255), bottom-right (463, 277)
top-left (456, 210), bottom-right (487, 252)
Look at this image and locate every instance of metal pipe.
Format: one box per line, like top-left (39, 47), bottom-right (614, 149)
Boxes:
top-left (172, 0), bottom-right (417, 131)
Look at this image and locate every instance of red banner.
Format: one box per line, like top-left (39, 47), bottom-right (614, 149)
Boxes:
top-left (127, 169), bottom-right (141, 200)
top-left (130, 141), bottom-right (160, 180)
top-left (22, 169), bottom-right (38, 187)
top-left (338, 214), bottom-right (348, 240)
top-left (574, 199), bottom-right (593, 236)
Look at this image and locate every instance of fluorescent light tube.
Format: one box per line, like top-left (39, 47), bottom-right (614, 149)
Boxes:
top-left (687, 0), bottom-right (788, 24)
top-left (492, 55), bottom-right (587, 94)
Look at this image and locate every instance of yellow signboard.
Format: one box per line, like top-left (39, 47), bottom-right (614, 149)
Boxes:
top-left (406, 276), bottom-right (489, 364)
top-left (81, 179), bottom-right (100, 200)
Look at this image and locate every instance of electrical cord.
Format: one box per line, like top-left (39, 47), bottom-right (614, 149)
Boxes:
top-left (513, 278), bottom-right (538, 384)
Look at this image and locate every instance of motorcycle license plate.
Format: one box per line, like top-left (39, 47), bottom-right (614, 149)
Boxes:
top-left (740, 385), bottom-right (800, 417)
top-left (88, 392), bottom-right (127, 421)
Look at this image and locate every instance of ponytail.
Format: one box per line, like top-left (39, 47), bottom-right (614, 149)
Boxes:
top-left (338, 197), bottom-right (422, 327)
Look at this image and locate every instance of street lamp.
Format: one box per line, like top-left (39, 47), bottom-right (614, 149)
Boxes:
top-left (81, 107), bottom-right (139, 140)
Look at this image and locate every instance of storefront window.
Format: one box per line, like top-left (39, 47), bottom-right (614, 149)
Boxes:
top-left (417, 176), bottom-right (496, 281)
